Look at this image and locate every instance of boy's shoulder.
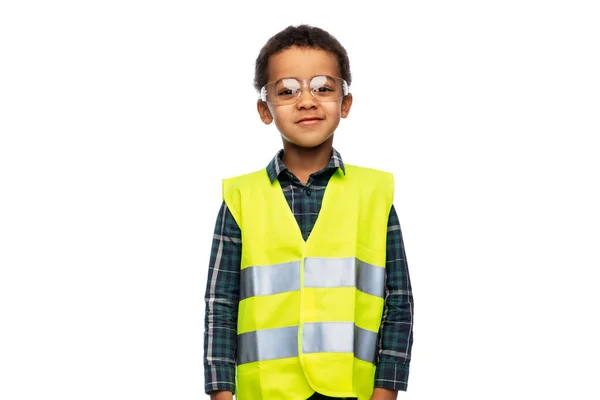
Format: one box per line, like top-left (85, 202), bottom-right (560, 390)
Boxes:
top-left (223, 168), bottom-right (267, 184)
top-left (222, 169), bottom-right (269, 199)
top-left (344, 163), bottom-right (391, 173)
top-left (344, 163), bottom-right (394, 180)
top-left (344, 164), bottom-right (395, 199)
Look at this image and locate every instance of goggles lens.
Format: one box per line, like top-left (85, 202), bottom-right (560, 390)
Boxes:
top-left (261, 75), bottom-right (349, 105)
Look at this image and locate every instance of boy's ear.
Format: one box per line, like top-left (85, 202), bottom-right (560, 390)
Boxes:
top-left (341, 93), bottom-right (353, 118)
top-left (257, 100), bottom-right (273, 124)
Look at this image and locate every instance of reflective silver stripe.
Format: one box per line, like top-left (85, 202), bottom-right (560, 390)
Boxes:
top-left (304, 257), bottom-right (385, 299)
top-left (238, 323), bottom-right (378, 365)
top-left (237, 326), bottom-right (298, 364)
top-left (304, 258), bottom-right (355, 288)
top-left (356, 260), bottom-right (385, 298)
top-left (303, 322), bottom-right (354, 353)
top-left (303, 322), bottom-right (378, 364)
top-left (240, 261), bottom-right (300, 300)
top-left (354, 325), bottom-right (378, 363)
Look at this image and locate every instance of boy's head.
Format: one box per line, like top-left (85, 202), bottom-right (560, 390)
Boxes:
top-left (253, 25), bottom-right (352, 93)
top-left (254, 25), bottom-right (353, 150)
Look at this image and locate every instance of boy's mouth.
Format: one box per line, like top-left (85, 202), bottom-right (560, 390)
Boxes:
top-left (296, 117), bottom-right (323, 125)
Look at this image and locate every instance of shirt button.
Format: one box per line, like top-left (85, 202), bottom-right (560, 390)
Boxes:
top-left (305, 189), bottom-right (312, 196)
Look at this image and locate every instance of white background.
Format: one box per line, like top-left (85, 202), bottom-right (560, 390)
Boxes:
top-left (1, 1), bottom-right (599, 399)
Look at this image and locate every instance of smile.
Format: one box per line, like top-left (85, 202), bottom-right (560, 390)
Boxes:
top-left (297, 118), bottom-right (323, 126)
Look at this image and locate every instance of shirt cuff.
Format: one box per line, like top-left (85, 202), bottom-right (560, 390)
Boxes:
top-left (204, 363), bottom-right (236, 394)
top-left (374, 361), bottom-right (410, 391)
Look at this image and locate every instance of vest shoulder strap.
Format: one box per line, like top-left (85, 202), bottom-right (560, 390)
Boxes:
top-left (344, 164), bottom-right (395, 204)
top-left (222, 169), bottom-right (267, 226)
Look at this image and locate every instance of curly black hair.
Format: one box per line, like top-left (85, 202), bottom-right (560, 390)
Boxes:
top-left (253, 24), bottom-right (352, 93)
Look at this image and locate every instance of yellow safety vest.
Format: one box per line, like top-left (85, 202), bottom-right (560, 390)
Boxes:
top-left (223, 164), bottom-right (394, 400)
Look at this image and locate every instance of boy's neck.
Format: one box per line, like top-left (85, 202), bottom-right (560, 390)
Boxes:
top-left (281, 139), bottom-right (333, 184)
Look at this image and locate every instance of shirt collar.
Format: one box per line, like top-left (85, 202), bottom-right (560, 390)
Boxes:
top-left (266, 148), bottom-right (346, 183)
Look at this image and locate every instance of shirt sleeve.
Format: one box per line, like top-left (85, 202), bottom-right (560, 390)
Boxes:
top-left (374, 205), bottom-right (415, 391)
top-left (204, 201), bottom-right (241, 394)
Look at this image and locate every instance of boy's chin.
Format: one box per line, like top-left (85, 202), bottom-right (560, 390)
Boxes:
top-left (280, 130), bottom-right (334, 149)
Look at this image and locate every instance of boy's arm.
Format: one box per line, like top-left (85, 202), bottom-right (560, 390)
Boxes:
top-left (204, 201), bottom-right (241, 396)
top-left (374, 205), bottom-right (414, 393)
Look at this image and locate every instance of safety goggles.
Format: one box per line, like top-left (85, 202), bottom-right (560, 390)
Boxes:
top-left (260, 75), bottom-right (349, 106)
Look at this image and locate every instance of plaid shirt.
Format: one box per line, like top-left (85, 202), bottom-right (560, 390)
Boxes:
top-left (204, 149), bottom-right (414, 395)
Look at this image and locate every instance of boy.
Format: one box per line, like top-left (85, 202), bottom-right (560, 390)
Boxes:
top-left (204, 25), bottom-right (414, 400)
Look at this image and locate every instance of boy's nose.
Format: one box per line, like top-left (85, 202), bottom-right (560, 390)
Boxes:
top-left (296, 88), bottom-right (318, 109)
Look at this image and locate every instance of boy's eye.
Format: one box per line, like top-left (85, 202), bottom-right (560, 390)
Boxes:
top-left (312, 86), bottom-right (333, 93)
top-left (277, 78), bottom-right (300, 97)
top-left (279, 88), bottom-right (299, 96)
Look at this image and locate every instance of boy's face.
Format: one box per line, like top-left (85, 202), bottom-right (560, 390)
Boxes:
top-left (257, 46), bottom-right (353, 149)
